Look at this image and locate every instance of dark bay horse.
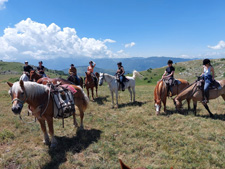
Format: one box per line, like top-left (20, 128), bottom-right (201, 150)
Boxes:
top-left (7, 80), bottom-right (89, 148)
top-left (85, 72), bottom-right (99, 101)
top-left (154, 79), bottom-right (191, 115)
top-left (67, 75), bottom-right (83, 88)
top-left (174, 80), bottom-right (225, 117)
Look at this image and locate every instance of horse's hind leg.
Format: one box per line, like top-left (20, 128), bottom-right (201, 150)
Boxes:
top-left (202, 103), bottom-right (214, 117)
top-left (187, 98), bottom-right (191, 111)
top-left (193, 100), bottom-right (197, 116)
top-left (128, 87), bottom-right (132, 102)
top-left (78, 104), bottom-right (84, 129)
top-left (222, 94), bottom-right (225, 101)
top-left (86, 88), bottom-right (90, 99)
top-left (46, 117), bottom-right (57, 148)
top-left (111, 91), bottom-right (114, 108)
top-left (96, 86), bottom-right (98, 98)
top-left (38, 119), bottom-right (50, 145)
top-left (91, 87), bottom-right (94, 101)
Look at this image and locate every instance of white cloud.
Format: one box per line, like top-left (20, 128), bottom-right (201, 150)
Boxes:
top-left (0, 18), bottom-right (123, 60)
top-left (117, 49), bottom-right (124, 53)
top-left (208, 40), bottom-right (225, 50)
top-left (0, 0), bottom-right (8, 10)
top-left (125, 42), bottom-right (135, 48)
top-left (103, 39), bottom-right (116, 43)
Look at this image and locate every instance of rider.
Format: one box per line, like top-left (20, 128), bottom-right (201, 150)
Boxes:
top-left (200, 59), bottom-right (215, 103)
top-left (162, 60), bottom-right (175, 96)
top-left (69, 64), bottom-right (80, 84)
top-left (87, 61), bottom-right (97, 85)
top-left (37, 61), bottom-right (47, 77)
top-left (116, 62), bottom-right (125, 91)
top-left (23, 61), bottom-right (33, 78)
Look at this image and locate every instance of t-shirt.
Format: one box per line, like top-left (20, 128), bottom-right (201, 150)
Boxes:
top-left (23, 65), bottom-right (33, 73)
top-left (69, 67), bottom-right (77, 75)
top-left (37, 66), bottom-right (45, 74)
top-left (166, 66), bottom-right (175, 77)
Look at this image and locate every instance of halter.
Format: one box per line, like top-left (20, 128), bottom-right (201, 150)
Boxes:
top-left (11, 90), bottom-right (28, 105)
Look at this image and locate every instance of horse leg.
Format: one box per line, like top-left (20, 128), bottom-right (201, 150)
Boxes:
top-left (38, 119), bottom-right (50, 145)
top-left (222, 94), bottom-right (225, 101)
top-left (133, 87), bottom-right (135, 102)
top-left (73, 111), bottom-right (78, 128)
top-left (86, 88), bottom-right (90, 99)
top-left (162, 98), bottom-right (167, 113)
top-left (91, 87), bottom-right (94, 101)
top-left (202, 103), bottom-right (214, 117)
top-left (193, 100), bottom-right (197, 116)
top-left (128, 87), bottom-right (132, 102)
top-left (115, 91), bottom-right (119, 108)
top-left (111, 91), bottom-right (114, 108)
top-left (96, 86), bottom-right (98, 98)
top-left (46, 117), bottom-right (57, 148)
top-left (78, 105), bottom-right (84, 130)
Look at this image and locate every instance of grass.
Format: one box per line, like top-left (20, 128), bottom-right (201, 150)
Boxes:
top-left (0, 60), bottom-right (225, 169)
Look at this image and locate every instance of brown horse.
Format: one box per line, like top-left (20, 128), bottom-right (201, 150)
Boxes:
top-left (85, 72), bottom-right (99, 101)
top-left (30, 70), bottom-right (49, 81)
top-left (174, 80), bottom-right (225, 117)
top-left (154, 79), bottom-right (191, 115)
top-left (67, 75), bottom-right (84, 88)
top-left (7, 80), bottom-right (89, 148)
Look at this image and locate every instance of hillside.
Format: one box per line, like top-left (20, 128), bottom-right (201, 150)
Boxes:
top-left (0, 59), bottom-right (225, 168)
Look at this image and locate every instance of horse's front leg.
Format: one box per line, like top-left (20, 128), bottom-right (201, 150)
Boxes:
top-left (115, 91), bottom-right (118, 108)
top-left (46, 117), bottom-right (57, 148)
top-left (37, 118), bottom-right (50, 145)
top-left (193, 100), bottom-right (197, 116)
top-left (111, 91), bottom-right (114, 108)
top-left (91, 87), bottom-right (94, 101)
top-left (86, 88), bottom-right (90, 99)
top-left (162, 97), bottom-right (167, 113)
top-left (202, 102), bottom-right (214, 117)
top-left (96, 86), bottom-right (98, 98)
top-left (132, 87), bottom-right (135, 102)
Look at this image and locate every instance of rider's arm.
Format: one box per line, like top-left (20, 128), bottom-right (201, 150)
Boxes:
top-left (93, 62), bottom-right (96, 68)
top-left (162, 71), bottom-right (167, 78)
top-left (211, 67), bottom-right (215, 80)
top-left (121, 67), bottom-right (125, 75)
top-left (200, 66), bottom-right (205, 76)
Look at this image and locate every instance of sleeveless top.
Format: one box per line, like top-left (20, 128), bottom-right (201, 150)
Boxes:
top-left (87, 66), bottom-right (94, 73)
top-left (204, 66), bottom-right (212, 76)
top-left (117, 66), bottom-right (125, 75)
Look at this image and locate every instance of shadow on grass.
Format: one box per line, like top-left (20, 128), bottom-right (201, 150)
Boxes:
top-left (41, 128), bottom-right (102, 169)
top-left (119, 101), bottom-right (148, 108)
top-left (199, 114), bottom-right (225, 121)
top-left (95, 95), bottom-right (109, 105)
top-left (160, 108), bottom-right (201, 116)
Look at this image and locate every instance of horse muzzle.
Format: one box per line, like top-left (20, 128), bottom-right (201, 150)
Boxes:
top-left (11, 104), bottom-right (23, 115)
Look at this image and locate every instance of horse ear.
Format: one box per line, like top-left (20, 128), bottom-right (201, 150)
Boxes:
top-left (119, 159), bottom-right (131, 169)
top-left (19, 80), bottom-right (24, 88)
top-left (7, 82), bottom-right (13, 87)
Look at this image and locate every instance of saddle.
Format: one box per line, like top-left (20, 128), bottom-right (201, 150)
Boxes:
top-left (164, 78), bottom-right (181, 86)
top-left (196, 78), bottom-right (221, 90)
top-left (115, 74), bottom-right (129, 82)
top-left (48, 83), bottom-right (76, 119)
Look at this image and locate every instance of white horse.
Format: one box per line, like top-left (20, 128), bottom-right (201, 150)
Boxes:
top-left (99, 70), bottom-right (142, 108)
top-left (19, 73), bottom-right (29, 81)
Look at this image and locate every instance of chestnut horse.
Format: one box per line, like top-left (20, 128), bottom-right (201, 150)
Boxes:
top-left (154, 79), bottom-right (191, 115)
top-left (7, 80), bottom-right (89, 148)
top-left (85, 72), bottom-right (99, 101)
top-left (174, 80), bottom-right (225, 117)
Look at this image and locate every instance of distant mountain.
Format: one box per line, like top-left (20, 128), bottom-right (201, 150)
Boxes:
top-left (62, 66), bottom-right (117, 76)
top-left (2, 56), bottom-right (192, 72)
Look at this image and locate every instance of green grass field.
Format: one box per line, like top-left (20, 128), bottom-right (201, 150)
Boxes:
top-left (0, 60), bottom-right (225, 169)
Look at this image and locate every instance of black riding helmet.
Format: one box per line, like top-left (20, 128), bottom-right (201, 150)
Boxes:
top-left (203, 59), bottom-right (210, 65)
top-left (167, 60), bottom-right (173, 64)
top-left (117, 62), bottom-right (122, 66)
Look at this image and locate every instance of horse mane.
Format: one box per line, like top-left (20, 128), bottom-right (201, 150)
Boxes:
top-left (174, 82), bottom-right (195, 101)
top-left (12, 81), bottom-right (48, 100)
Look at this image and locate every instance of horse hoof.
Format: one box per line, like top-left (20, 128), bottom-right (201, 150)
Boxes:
top-left (43, 140), bottom-right (50, 145)
top-left (156, 111), bottom-right (160, 115)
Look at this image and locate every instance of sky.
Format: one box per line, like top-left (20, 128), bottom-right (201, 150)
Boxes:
top-left (1, 0), bottom-right (225, 61)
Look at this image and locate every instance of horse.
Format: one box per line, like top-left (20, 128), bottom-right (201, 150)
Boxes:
top-left (7, 80), bottom-right (89, 148)
top-left (154, 79), bottom-right (191, 115)
top-left (98, 71), bottom-right (141, 108)
top-left (19, 73), bottom-right (30, 81)
top-left (37, 77), bottom-right (74, 85)
top-left (84, 72), bottom-right (99, 101)
top-left (67, 75), bottom-right (83, 88)
top-left (174, 80), bottom-right (225, 117)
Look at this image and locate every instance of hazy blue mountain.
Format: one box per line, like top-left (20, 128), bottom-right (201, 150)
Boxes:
top-left (63, 66), bottom-right (117, 76)
top-left (6, 56), bottom-right (192, 72)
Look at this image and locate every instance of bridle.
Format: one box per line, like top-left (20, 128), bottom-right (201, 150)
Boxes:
top-left (11, 89), bottom-right (28, 105)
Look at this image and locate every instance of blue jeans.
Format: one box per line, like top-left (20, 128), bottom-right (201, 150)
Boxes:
top-left (42, 73), bottom-right (47, 77)
top-left (203, 75), bottom-right (212, 100)
top-left (119, 75), bottom-right (124, 83)
top-left (75, 75), bottom-right (80, 84)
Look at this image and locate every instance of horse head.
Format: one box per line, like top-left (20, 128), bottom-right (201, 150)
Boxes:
top-left (99, 73), bottom-right (104, 86)
top-left (7, 80), bottom-right (27, 115)
top-left (173, 97), bottom-right (182, 111)
top-left (30, 70), bottom-right (36, 81)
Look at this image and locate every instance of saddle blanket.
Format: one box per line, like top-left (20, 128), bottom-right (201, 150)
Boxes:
top-left (61, 84), bottom-right (77, 94)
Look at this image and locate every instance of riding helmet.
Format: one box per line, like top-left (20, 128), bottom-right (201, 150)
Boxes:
top-left (39, 61), bottom-right (43, 64)
top-left (117, 62), bottom-right (122, 66)
top-left (203, 59), bottom-right (210, 65)
top-left (70, 64), bottom-right (74, 66)
top-left (167, 60), bottom-right (173, 64)
top-left (89, 61), bottom-right (93, 64)
top-left (25, 61), bottom-right (28, 63)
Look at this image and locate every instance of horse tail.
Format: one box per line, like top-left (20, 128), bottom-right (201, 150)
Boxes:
top-left (132, 70), bottom-right (143, 80)
top-left (79, 86), bottom-right (89, 110)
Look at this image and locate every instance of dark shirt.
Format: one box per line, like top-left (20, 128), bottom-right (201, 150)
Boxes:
top-left (23, 65), bottom-right (33, 73)
top-left (166, 66), bottom-right (175, 78)
top-left (37, 66), bottom-right (45, 74)
top-left (117, 66), bottom-right (125, 76)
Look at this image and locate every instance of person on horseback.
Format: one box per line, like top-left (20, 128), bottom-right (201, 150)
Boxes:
top-left (37, 61), bottom-right (47, 77)
top-left (87, 61), bottom-right (97, 86)
top-left (23, 61), bottom-right (33, 78)
top-left (69, 64), bottom-right (80, 84)
top-left (116, 62), bottom-right (125, 91)
top-left (200, 59), bottom-right (215, 103)
top-left (162, 60), bottom-right (175, 96)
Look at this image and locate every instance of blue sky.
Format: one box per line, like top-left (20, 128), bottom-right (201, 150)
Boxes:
top-left (0, 0), bottom-right (225, 61)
